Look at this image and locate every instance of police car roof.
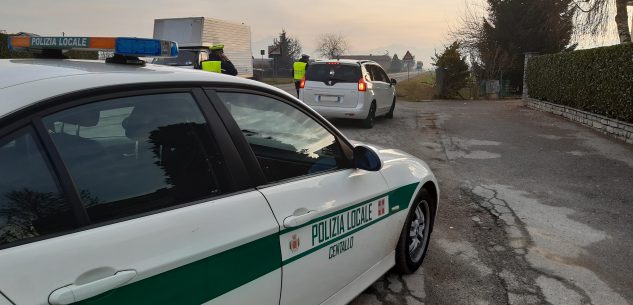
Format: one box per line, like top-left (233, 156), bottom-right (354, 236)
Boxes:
top-left (0, 58), bottom-right (290, 119)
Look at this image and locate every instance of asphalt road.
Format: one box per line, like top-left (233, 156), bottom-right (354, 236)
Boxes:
top-left (325, 100), bottom-right (633, 305)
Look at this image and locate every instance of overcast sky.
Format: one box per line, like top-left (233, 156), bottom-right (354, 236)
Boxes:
top-left (0, 0), bottom-right (625, 63)
top-left (0, 0), bottom-right (492, 63)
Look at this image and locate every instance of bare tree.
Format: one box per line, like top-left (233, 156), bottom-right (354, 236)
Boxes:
top-left (315, 33), bottom-right (349, 59)
top-left (287, 36), bottom-right (303, 62)
top-left (572, 0), bottom-right (631, 43)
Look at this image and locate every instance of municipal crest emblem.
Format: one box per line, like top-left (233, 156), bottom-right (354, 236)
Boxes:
top-left (378, 199), bottom-right (386, 216)
top-left (289, 234), bottom-right (300, 253)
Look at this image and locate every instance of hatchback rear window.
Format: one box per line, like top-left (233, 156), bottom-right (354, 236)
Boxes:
top-left (305, 63), bottom-right (361, 83)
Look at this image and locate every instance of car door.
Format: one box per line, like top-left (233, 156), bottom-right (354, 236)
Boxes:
top-left (366, 65), bottom-right (390, 112)
top-left (0, 88), bottom-right (281, 305)
top-left (210, 90), bottom-right (395, 305)
top-left (377, 65), bottom-right (396, 109)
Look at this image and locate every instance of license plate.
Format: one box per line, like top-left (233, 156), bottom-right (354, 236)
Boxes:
top-left (320, 95), bottom-right (340, 102)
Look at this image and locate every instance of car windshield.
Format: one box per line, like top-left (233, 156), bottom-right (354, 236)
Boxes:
top-left (305, 63), bottom-right (360, 83)
top-left (152, 50), bottom-right (198, 66)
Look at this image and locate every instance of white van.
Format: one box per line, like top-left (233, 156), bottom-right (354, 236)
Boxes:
top-left (299, 60), bottom-right (397, 128)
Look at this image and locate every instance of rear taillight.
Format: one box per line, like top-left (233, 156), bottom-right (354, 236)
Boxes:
top-left (299, 77), bottom-right (306, 89)
top-left (358, 78), bottom-right (367, 92)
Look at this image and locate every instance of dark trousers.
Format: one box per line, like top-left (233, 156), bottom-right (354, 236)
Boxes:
top-left (294, 80), bottom-right (301, 97)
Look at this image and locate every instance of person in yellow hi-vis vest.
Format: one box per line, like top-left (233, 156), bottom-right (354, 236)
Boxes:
top-left (201, 44), bottom-right (238, 76)
top-left (293, 54), bottom-right (310, 96)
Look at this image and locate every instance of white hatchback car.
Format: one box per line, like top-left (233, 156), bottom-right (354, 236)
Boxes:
top-left (299, 60), bottom-right (397, 129)
top-left (0, 37), bottom-right (438, 305)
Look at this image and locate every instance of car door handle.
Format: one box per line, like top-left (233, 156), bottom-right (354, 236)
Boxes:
top-left (283, 208), bottom-right (320, 228)
top-left (49, 270), bottom-right (137, 305)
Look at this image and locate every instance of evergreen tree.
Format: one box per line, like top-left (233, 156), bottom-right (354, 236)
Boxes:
top-left (458, 0), bottom-right (576, 91)
top-left (271, 30), bottom-right (303, 70)
top-left (487, 0), bottom-right (575, 87)
top-left (389, 54), bottom-right (403, 72)
top-left (432, 42), bottom-right (470, 99)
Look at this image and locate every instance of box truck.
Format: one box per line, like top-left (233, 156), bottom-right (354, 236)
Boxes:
top-left (153, 17), bottom-right (253, 78)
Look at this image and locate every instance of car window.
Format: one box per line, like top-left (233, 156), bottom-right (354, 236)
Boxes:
top-left (364, 65), bottom-right (375, 81)
top-left (370, 65), bottom-right (387, 82)
top-left (0, 127), bottom-right (76, 247)
top-left (43, 93), bottom-right (228, 223)
top-left (53, 107), bottom-right (133, 139)
top-left (217, 92), bottom-right (346, 183)
top-left (377, 66), bottom-right (390, 83)
top-left (305, 63), bottom-right (361, 83)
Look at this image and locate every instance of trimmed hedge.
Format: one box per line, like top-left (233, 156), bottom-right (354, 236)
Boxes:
top-left (527, 44), bottom-right (633, 123)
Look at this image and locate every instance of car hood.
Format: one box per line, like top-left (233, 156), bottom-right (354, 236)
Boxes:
top-left (350, 140), bottom-right (422, 164)
top-left (351, 140), bottom-right (436, 194)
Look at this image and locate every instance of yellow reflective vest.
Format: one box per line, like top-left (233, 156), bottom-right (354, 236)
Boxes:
top-left (293, 62), bottom-right (308, 80)
top-left (202, 61), bottom-right (222, 73)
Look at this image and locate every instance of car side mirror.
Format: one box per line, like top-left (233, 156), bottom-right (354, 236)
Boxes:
top-left (390, 78), bottom-right (397, 86)
top-left (353, 145), bottom-right (382, 172)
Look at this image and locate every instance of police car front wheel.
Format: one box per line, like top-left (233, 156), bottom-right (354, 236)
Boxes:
top-left (395, 190), bottom-right (432, 274)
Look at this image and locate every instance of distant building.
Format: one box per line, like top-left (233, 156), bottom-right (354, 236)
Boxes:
top-left (337, 55), bottom-right (392, 70)
top-left (0, 30), bottom-right (6, 34)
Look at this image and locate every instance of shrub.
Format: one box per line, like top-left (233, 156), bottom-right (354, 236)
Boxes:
top-left (527, 44), bottom-right (633, 123)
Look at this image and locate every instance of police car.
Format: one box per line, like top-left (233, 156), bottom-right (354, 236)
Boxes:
top-left (0, 36), bottom-right (438, 305)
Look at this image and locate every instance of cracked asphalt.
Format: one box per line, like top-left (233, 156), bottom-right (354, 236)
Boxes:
top-left (332, 100), bottom-right (633, 305)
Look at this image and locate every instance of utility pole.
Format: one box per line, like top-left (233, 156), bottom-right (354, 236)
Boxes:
top-left (402, 51), bottom-right (415, 81)
top-left (499, 70), bottom-right (504, 98)
top-left (260, 49), bottom-right (265, 80)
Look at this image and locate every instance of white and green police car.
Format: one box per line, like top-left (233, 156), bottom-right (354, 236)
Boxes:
top-left (0, 36), bottom-right (439, 305)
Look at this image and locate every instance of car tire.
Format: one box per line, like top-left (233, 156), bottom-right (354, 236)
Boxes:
top-left (385, 98), bottom-right (396, 119)
top-left (361, 102), bottom-right (376, 129)
top-left (395, 189), bottom-right (432, 274)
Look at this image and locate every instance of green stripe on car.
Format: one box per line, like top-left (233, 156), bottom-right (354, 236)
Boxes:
top-left (76, 234), bottom-right (281, 305)
top-left (280, 182), bottom-right (419, 265)
top-left (75, 182), bottom-right (419, 304)
top-left (278, 182), bottom-right (419, 235)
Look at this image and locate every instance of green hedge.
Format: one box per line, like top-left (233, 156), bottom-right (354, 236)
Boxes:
top-left (527, 44), bottom-right (633, 123)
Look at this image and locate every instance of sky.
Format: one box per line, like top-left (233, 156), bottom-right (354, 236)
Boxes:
top-left (0, 0), bottom-right (626, 63)
top-left (0, 0), bottom-right (490, 64)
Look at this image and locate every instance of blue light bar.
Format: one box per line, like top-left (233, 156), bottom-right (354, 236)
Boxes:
top-left (115, 37), bottom-right (178, 58)
top-left (8, 36), bottom-right (178, 58)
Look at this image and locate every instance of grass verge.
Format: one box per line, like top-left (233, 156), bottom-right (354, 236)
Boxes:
top-left (395, 72), bottom-right (436, 102)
